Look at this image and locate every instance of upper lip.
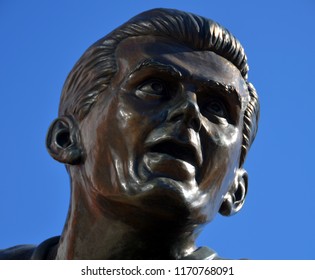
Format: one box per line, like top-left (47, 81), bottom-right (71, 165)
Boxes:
top-left (144, 127), bottom-right (203, 168)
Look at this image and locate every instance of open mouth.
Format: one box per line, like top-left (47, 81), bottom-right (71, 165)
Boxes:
top-left (149, 140), bottom-right (201, 168)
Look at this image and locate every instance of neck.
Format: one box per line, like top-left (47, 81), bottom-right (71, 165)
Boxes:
top-left (55, 181), bottom-right (197, 259)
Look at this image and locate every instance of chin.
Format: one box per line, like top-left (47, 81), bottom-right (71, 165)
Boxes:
top-left (134, 177), bottom-right (209, 227)
top-left (96, 176), bottom-right (207, 230)
top-left (135, 162), bottom-right (224, 224)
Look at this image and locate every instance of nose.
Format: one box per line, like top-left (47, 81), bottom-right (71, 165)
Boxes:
top-left (167, 92), bottom-right (202, 132)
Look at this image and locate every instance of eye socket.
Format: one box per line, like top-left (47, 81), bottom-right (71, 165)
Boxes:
top-left (135, 80), bottom-right (168, 100)
top-left (205, 100), bottom-right (227, 118)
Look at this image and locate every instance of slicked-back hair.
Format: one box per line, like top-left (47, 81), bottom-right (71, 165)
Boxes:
top-left (59, 8), bottom-right (260, 166)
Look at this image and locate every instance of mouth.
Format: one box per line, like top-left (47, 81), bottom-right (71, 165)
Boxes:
top-left (149, 140), bottom-right (202, 168)
top-left (140, 127), bottom-right (203, 182)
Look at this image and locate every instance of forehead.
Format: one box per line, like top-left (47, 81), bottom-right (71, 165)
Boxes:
top-left (114, 36), bottom-right (249, 104)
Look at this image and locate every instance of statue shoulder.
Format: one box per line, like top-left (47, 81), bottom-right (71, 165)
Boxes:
top-left (0, 236), bottom-right (60, 260)
top-left (0, 244), bottom-right (36, 260)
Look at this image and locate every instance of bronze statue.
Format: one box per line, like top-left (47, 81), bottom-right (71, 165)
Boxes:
top-left (0, 8), bottom-right (259, 260)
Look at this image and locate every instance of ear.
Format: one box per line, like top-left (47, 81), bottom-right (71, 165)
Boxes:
top-left (46, 115), bottom-right (84, 165)
top-left (219, 169), bottom-right (248, 216)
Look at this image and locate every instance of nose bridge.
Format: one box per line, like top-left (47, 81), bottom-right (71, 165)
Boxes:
top-left (167, 90), bottom-right (202, 132)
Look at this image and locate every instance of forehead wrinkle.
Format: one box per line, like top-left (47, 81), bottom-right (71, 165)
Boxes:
top-left (128, 58), bottom-right (183, 78)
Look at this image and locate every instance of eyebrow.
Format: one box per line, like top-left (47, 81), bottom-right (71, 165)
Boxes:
top-left (128, 58), bottom-right (248, 108)
top-left (128, 58), bottom-right (182, 78)
top-left (205, 80), bottom-right (239, 98)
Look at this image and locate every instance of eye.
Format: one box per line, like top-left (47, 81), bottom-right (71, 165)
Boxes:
top-left (135, 80), bottom-right (168, 100)
top-left (140, 81), bottom-right (164, 94)
top-left (205, 100), bottom-right (227, 118)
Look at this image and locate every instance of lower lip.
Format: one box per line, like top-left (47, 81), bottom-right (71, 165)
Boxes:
top-left (140, 152), bottom-right (196, 181)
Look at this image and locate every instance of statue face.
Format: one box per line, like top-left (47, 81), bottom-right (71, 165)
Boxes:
top-left (78, 36), bottom-right (250, 224)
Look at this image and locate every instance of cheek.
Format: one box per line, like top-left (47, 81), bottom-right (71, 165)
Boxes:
top-left (208, 123), bottom-right (240, 147)
top-left (198, 134), bottom-right (242, 221)
top-left (79, 103), bottom-right (118, 193)
top-left (199, 124), bottom-right (242, 192)
top-left (201, 124), bottom-right (239, 169)
top-left (115, 102), bottom-right (148, 155)
top-left (116, 95), bottom-right (168, 150)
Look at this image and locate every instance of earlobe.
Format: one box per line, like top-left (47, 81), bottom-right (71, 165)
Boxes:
top-left (46, 115), bottom-right (84, 165)
top-left (219, 169), bottom-right (248, 216)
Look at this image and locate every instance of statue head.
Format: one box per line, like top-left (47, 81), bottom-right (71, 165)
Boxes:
top-left (46, 8), bottom-right (259, 235)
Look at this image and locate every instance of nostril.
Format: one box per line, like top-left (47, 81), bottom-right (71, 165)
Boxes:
top-left (190, 118), bottom-right (201, 132)
top-left (167, 111), bottom-right (201, 132)
top-left (167, 98), bottom-right (201, 131)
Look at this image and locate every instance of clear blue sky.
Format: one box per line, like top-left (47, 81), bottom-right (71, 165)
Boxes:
top-left (0, 0), bottom-right (314, 260)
